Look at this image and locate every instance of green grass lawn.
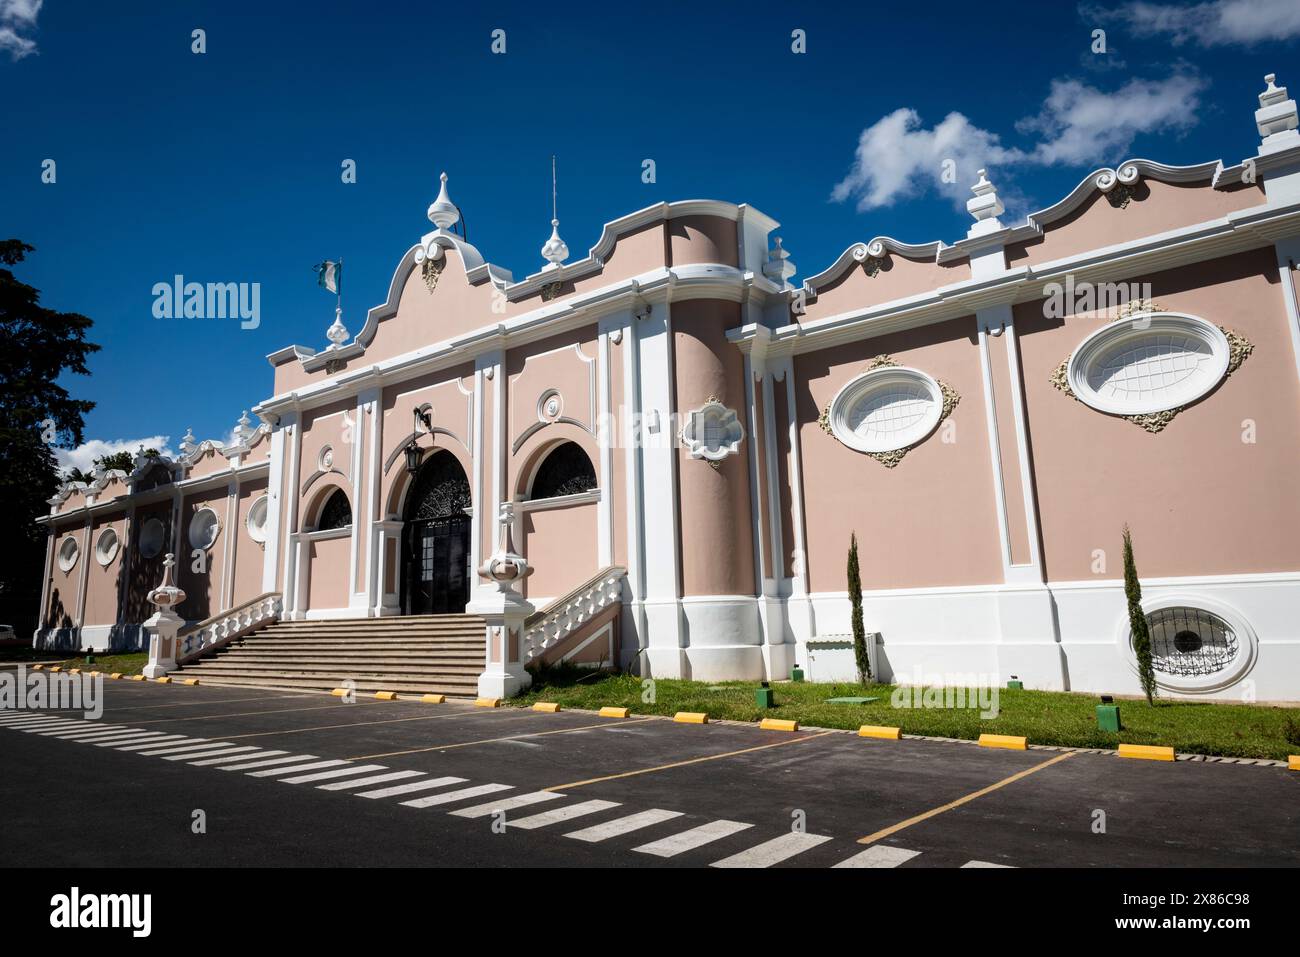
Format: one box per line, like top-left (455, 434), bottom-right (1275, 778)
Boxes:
top-left (512, 669), bottom-right (1300, 760)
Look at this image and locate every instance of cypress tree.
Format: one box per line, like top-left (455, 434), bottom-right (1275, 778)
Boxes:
top-left (1123, 524), bottom-right (1156, 705)
top-left (848, 532), bottom-right (871, 684)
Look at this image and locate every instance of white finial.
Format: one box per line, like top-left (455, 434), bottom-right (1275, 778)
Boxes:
top-left (762, 236), bottom-right (796, 285)
top-left (540, 156), bottom-right (569, 266)
top-left (427, 171), bottom-right (460, 231)
top-left (966, 168), bottom-right (1005, 236)
top-left (1256, 72), bottom-right (1299, 148)
top-left (180, 428), bottom-right (197, 455)
top-left (325, 305), bottom-right (350, 348)
top-left (234, 410), bottom-right (253, 443)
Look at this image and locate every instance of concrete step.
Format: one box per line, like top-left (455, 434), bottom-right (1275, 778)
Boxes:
top-left (211, 651), bottom-right (484, 663)
top-left (189, 659), bottom-right (483, 675)
top-left (172, 673), bottom-right (478, 695)
top-left (178, 664), bottom-right (482, 681)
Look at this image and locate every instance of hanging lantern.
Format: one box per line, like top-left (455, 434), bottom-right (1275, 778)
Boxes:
top-left (405, 407), bottom-right (433, 475)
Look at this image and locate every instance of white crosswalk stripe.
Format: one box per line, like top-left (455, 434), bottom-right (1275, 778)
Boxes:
top-left (356, 776), bottom-right (468, 800)
top-left (219, 754), bottom-right (321, 772)
top-left (58, 729), bottom-right (153, 742)
top-left (317, 770), bottom-right (424, 792)
top-left (399, 782), bottom-right (512, 808)
top-left (449, 791), bottom-right (564, 819)
top-left (39, 725), bottom-right (130, 737)
top-left (833, 845), bottom-right (921, 868)
top-left (6, 719), bottom-right (74, 729)
top-left (112, 735), bottom-right (199, 750)
top-left (87, 733), bottom-right (173, 746)
top-left (565, 808), bottom-right (684, 843)
top-left (138, 742), bottom-right (232, 757)
top-left (634, 820), bottom-right (753, 858)
top-left (279, 764), bottom-right (388, 785)
top-left (189, 749), bottom-right (288, 767)
top-left (961, 860), bottom-right (1014, 868)
top-left (507, 799), bottom-right (620, 831)
top-left (162, 746), bottom-right (260, 762)
top-left (710, 832), bottom-right (832, 868)
top-left (20, 721), bottom-right (90, 732)
top-left (246, 759), bottom-right (349, 778)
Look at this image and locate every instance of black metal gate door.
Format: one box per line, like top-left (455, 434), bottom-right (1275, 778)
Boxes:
top-left (403, 514), bottom-right (470, 615)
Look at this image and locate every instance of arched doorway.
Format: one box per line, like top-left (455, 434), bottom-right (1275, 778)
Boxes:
top-left (401, 451), bottom-right (472, 615)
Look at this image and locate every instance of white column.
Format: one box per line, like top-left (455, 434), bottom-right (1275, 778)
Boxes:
top-left (262, 417), bottom-right (287, 594)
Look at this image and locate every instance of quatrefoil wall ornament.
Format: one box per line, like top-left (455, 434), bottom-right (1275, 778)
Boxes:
top-left (680, 396), bottom-right (744, 469)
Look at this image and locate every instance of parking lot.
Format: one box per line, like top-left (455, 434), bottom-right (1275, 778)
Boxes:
top-left (1, 680), bottom-right (1296, 868)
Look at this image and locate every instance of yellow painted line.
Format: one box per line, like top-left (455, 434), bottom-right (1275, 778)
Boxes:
top-left (759, 718), bottom-right (799, 732)
top-left (475, 697), bottom-right (502, 708)
top-left (219, 707), bottom-right (511, 740)
top-left (183, 679), bottom-right (200, 686)
top-left (859, 725), bottom-right (901, 740)
top-left (674, 711), bottom-right (708, 724)
top-left (374, 691), bottom-right (398, 701)
top-left (857, 751), bottom-right (1078, 845)
top-left (349, 717), bottom-right (658, 761)
top-left (546, 730), bottom-right (835, 792)
top-left (1118, 743), bottom-right (1175, 762)
top-left (154, 677), bottom-right (172, 684)
top-left (532, 702), bottom-right (562, 713)
top-left (978, 733), bottom-right (1027, 751)
top-left (421, 694), bottom-right (446, 704)
top-left (599, 706), bottom-right (630, 718)
top-left (1289, 755), bottom-right (1300, 772)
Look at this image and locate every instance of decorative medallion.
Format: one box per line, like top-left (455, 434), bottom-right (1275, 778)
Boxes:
top-left (540, 280), bottom-right (565, 302)
top-left (862, 256), bottom-right (886, 277)
top-left (422, 256), bottom-right (444, 292)
top-left (680, 396), bottom-right (744, 469)
top-left (537, 389), bottom-right (563, 422)
top-left (1105, 184), bottom-right (1135, 209)
top-left (324, 358), bottom-right (345, 375)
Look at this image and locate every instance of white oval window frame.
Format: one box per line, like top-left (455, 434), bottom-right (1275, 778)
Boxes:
top-left (94, 527), bottom-right (120, 567)
top-left (57, 536), bottom-right (80, 573)
top-left (138, 517), bottom-right (166, 559)
top-left (188, 507), bottom-right (221, 551)
top-left (1067, 313), bottom-right (1230, 417)
top-left (246, 495), bottom-right (269, 544)
top-left (828, 366), bottom-right (944, 454)
top-left (1115, 593), bottom-right (1258, 695)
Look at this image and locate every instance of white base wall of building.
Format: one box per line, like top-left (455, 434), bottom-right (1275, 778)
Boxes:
top-left (791, 571), bottom-right (1300, 702)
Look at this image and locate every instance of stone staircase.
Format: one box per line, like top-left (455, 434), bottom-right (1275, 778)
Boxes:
top-left (174, 615), bottom-right (485, 698)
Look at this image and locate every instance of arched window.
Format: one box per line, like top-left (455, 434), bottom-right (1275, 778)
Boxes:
top-left (317, 488), bottom-right (352, 530)
top-left (529, 442), bottom-right (596, 500)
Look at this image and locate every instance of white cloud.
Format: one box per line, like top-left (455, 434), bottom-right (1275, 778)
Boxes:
top-left (1018, 72), bottom-right (1207, 166)
top-left (0, 0), bottom-right (42, 60)
top-left (1087, 0), bottom-right (1300, 47)
top-left (56, 436), bottom-right (174, 478)
top-left (832, 71), bottom-right (1206, 212)
top-left (830, 108), bottom-right (1026, 212)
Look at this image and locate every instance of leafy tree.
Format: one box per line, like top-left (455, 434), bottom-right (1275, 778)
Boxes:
top-left (848, 531), bottom-right (871, 683)
top-left (94, 450), bottom-right (138, 473)
top-left (65, 467), bottom-right (94, 485)
top-left (0, 240), bottom-right (99, 638)
top-left (1123, 524), bottom-right (1156, 705)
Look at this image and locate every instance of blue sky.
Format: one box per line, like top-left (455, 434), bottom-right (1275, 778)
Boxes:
top-left (3, 0), bottom-right (1298, 471)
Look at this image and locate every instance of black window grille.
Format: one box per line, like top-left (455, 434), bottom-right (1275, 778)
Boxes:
top-left (1146, 606), bottom-right (1238, 678)
top-left (317, 488), bottom-right (352, 530)
top-left (530, 442), bottom-right (596, 500)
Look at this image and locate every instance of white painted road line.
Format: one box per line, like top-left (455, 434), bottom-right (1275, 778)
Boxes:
top-left (113, 735), bottom-right (199, 750)
top-left (962, 860), bottom-right (1014, 868)
top-left (399, 783), bottom-right (513, 808)
top-left (356, 776), bottom-right (468, 800)
top-left (832, 845), bottom-right (922, 868)
top-left (565, 808), bottom-right (685, 843)
top-left (279, 764), bottom-right (389, 785)
top-left (58, 729), bottom-right (154, 742)
top-left (634, 820), bottom-right (754, 858)
top-left (246, 759), bottom-right (349, 778)
top-left (449, 791), bottom-right (565, 819)
top-left (219, 754), bottom-right (321, 772)
top-left (710, 832), bottom-right (833, 869)
top-left (163, 746), bottom-right (261, 762)
top-left (20, 721), bottom-right (90, 732)
top-left (5, 719), bottom-right (73, 729)
top-left (89, 733), bottom-right (174, 747)
top-left (138, 742), bottom-right (233, 757)
top-left (40, 725), bottom-right (130, 737)
top-left (317, 770), bottom-right (425, 792)
top-left (507, 799), bottom-right (621, 831)
top-left (189, 749), bottom-right (289, 767)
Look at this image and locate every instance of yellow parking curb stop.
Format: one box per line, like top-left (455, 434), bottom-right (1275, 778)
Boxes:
top-left (421, 693), bottom-right (445, 704)
top-left (599, 706), bottom-right (630, 718)
top-left (374, 691), bottom-right (399, 700)
top-left (1118, 743), bottom-right (1175, 762)
top-left (532, 702), bottom-right (562, 713)
top-left (184, 678), bottom-right (200, 686)
top-left (978, 733), bottom-right (1028, 751)
top-left (674, 711), bottom-right (708, 724)
top-left (858, 725), bottom-right (902, 740)
top-left (475, 697), bottom-right (502, 708)
top-left (759, 718), bottom-right (799, 732)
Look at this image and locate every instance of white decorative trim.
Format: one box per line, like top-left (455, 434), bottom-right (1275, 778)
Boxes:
top-left (1066, 312), bottom-right (1230, 417)
top-left (188, 506), bottom-right (221, 551)
top-left (246, 494), bottom-right (269, 544)
top-left (177, 594), bottom-right (283, 662)
top-left (57, 535), bottom-right (80, 573)
top-left (826, 365), bottom-right (944, 454)
top-left (523, 570), bottom-right (625, 661)
top-left (93, 527), bottom-right (120, 567)
top-left (679, 397), bottom-right (744, 462)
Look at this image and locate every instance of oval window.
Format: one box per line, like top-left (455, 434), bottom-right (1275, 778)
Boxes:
top-left (828, 366), bottom-right (943, 454)
top-left (189, 507), bottom-right (220, 551)
top-left (1125, 597), bottom-right (1257, 694)
top-left (246, 495), bottom-right (269, 543)
top-left (1067, 314), bottom-right (1229, 417)
top-left (94, 527), bottom-right (120, 567)
top-left (57, 536), bottom-right (80, 573)
top-left (138, 517), bottom-right (166, 558)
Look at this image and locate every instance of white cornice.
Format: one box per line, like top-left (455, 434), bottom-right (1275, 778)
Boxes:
top-left (802, 238), bottom-right (949, 297)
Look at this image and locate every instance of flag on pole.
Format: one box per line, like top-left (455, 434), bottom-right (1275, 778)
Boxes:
top-left (314, 260), bottom-right (342, 295)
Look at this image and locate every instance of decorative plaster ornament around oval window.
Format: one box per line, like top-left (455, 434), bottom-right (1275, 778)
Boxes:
top-left (246, 495), bottom-right (269, 546)
top-left (319, 445), bottom-right (334, 470)
top-left (57, 536), bottom-right (80, 573)
top-left (1051, 307), bottom-right (1252, 433)
top-left (537, 389), bottom-right (563, 423)
top-left (679, 397), bottom-right (744, 468)
top-left (188, 507), bottom-right (220, 551)
top-left (820, 356), bottom-right (959, 468)
top-left (94, 527), bottom-right (120, 567)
